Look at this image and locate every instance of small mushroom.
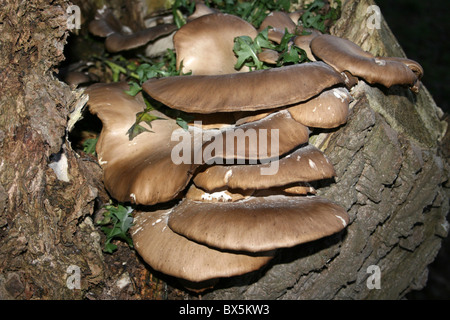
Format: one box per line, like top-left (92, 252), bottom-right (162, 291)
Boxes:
top-left (89, 8), bottom-right (177, 53)
top-left (287, 87), bottom-right (352, 128)
top-left (257, 48), bottom-right (280, 65)
top-left (173, 13), bottom-right (258, 75)
top-left (142, 61), bottom-right (345, 114)
top-left (193, 144), bottom-right (336, 191)
top-left (310, 34), bottom-right (423, 91)
top-left (187, 1), bottom-right (219, 21)
top-left (167, 195), bottom-right (349, 252)
top-left (258, 11), bottom-right (297, 44)
top-left (293, 29), bottom-right (322, 61)
top-left (132, 208), bottom-right (275, 283)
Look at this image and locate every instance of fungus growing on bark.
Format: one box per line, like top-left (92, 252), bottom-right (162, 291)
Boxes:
top-left (81, 3), bottom-right (425, 289)
top-left (89, 8), bottom-right (177, 53)
top-left (310, 34), bottom-right (423, 92)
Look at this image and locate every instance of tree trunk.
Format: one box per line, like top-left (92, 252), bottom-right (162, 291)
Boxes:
top-left (0, 0), bottom-right (448, 300)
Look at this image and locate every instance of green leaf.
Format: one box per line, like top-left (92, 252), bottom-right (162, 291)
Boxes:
top-left (82, 138), bottom-right (98, 156)
top-left (176, 117), bottom-right (190, 131)
top-left (98, 204), bottom-right (134, 253)
top-left (125, 82), bottom-right (142, 96)
top-left (127, 123), bottom-right (152, 140)
top-left (233, 35), bottom-right (263, 70)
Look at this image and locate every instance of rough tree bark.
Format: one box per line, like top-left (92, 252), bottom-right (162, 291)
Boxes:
top-left (0, 0), bottom-right (448, 300)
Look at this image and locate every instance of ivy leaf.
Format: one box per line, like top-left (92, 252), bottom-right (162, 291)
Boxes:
top-left (82, 137), bottom-right (98, 156)
top-left (176, 117), bottom-right (190, 131)
top-left (98, 204), bottom-right (134, 253)
top-left (125, 82), bottom-right (142, 96)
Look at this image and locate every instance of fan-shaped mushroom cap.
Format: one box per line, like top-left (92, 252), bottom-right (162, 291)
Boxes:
top-left (85, 82), bottom-right (197, 205)
top-left (167, 195), bottom-right (349, 252)
top-left (194, 144), bottom-right (335, 191)
top-left (174, 13), bottom-right (258, 75)
top-left (203, 110), bottom-right (310, 162)
top-left (142, 61), bottom-right (345, 114)
top-left (310, 34), bottom-right (422, 90)
top-left (88, 8), bottom-right (122, 37)
top-left (105, 24), bottom-right (178, 53)
top-left (89, 8), bottom-right (177, 53)
top-left (132, 208), bottom-right (275, 282)
top-left (287, 87), bottom-right (352, 128)
top-left (257, 48), bottom-right (280, 65)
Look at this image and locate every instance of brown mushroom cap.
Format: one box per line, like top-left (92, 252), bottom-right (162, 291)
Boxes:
top-left (202, 110), bottom-right (310, 163)
top-left (187, 2), bottom-right (219, 21)
top-left (293, 29), bottom-right (322, 61)
top-left (142, 61), bottom-right (345, 114)
top-left (174, 13), bottom-right (258, 75)
top-left (132, 208), bottom-right (275, 282)
top-left (258, 11), bottom-right (297, 44)
top-left (194, 144), bottom-right (336, 191)
top-left (167, 195), bottom-right (349, 252)
top-left (287, 87), bottom-right (352, 128)
top-left (88, 8), bottom-right (122, 37)
top-left (89, 8), bottom-right (177, 53)
top-left (257, 48), bottom-right (280, 65)
top-left (104, 24), bottom-right (178, 53)
top-left (310, 34), bottom-right (421, 89)
top-left (85, 82), bottom-right (198, 205)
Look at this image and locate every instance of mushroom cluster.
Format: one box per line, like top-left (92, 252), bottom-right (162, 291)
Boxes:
top-left (85, 3), bottom-right (423, 290)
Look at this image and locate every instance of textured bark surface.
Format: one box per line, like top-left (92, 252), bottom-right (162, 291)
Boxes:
top-left (0, 0), bottom-right (448, 300)
top-left (0, 0), bottom-right (107, 299)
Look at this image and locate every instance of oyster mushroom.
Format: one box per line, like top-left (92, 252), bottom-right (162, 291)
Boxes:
top-left (174, 13), bottom-right (258, 75)
top-left (167, 195), bottom-right (349, 252)
top-left (89, 8), bottom-right (177, 53)
top-left (310, 34), bottom-right (423, 92)
top-left (142, 61), bottom-right (345, 114)
top-left (132, 208), bottom-right (275, 283)
top-left (193, 144), bottom-right (336, 191)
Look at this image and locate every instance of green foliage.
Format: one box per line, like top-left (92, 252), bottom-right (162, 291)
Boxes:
top-left (233, 27), bottom-right (274, 70)
top-left (209, 0), bottom-right (294, 28)
top-left (233, 27), bottom-right (309, 71)
top-left (172, 0), bottom-right (195, 28)
top-left (82, 137), bottom-right (98, 156)
top-left (97, 203), bottom-right (134, 254)
top-left (301, 0), bottom-right (342, 33)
